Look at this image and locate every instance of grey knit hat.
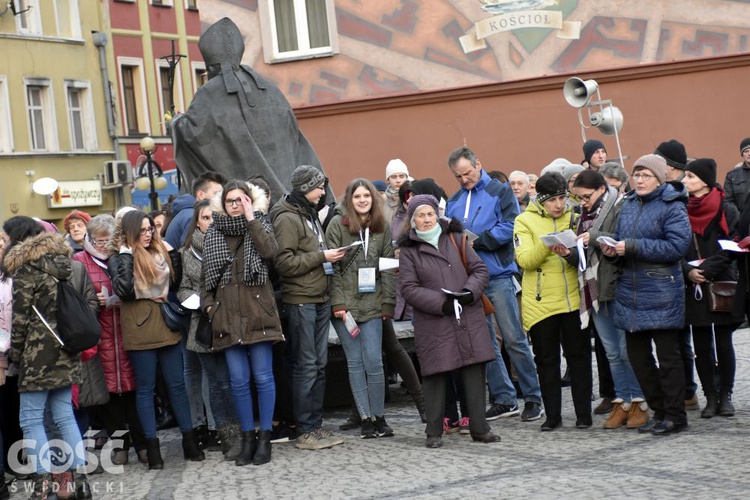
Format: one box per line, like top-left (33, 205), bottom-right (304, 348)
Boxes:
top-left (632, 154), bottom-right (667, 184)
top-left (291, 165), bottom-right (326, 194)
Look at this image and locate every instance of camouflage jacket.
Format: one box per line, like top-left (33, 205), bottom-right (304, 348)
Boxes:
top-left (5, 232), bottom-right (82, 392)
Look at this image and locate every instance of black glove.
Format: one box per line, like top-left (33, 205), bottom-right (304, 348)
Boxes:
top-left (456, 290), bottom-right (474, 306)
top-left (441, 298), bottom-right (454, 316)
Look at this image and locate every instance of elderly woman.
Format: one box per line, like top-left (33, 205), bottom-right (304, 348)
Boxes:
top-left (514, 173), bottom-right (592, 431)
top-left (681, 159), bottom-right (741, 418)
top-left (398, 194), bottom-right (499, 448)
top-left (572, 171), bottom-right (647, 429)
top-left (600, 162), bottom-right (630, 196)
top-left (602, 154), bottom-right (691, 435)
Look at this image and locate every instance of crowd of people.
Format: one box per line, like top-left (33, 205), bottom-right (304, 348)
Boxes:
top-left (1, 137), bottom-right (750, 499)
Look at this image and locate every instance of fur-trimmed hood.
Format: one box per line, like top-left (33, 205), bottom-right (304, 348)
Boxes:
top-left (397, 217), bottom-right (464, 248)
top-left (4, 232), bottom-right (73, 279)
top-left (209, 182), bottom-right (270, 216)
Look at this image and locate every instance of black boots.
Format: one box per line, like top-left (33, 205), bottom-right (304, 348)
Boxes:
top-left (718, 390), bottom-right (735, 416)
top-left (235, 430), bottom-right (257, 467)
top-left (182, 430), bottom-right (206, 461)
top-left (701, 392), bottom-right (719, 418)
top-left (253, 430), bottom-right (272, 465)
top-left (146, 437), bottom-right (164, 470)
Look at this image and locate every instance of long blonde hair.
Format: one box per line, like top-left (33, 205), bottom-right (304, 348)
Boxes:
top-left (120, 211), bottom-right (173, 284)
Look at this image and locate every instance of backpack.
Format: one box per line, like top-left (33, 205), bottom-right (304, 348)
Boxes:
top-left (33, 277), bottom-right (101, 354)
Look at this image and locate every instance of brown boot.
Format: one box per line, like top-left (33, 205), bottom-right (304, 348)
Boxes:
top-left (603, 400), bottom-right (629, 429)
top-left (626, 400), bottom-right (650, 429)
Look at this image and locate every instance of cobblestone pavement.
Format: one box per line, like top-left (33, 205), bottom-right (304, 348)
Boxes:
top-left (6, 329), bottom-right (750, 499)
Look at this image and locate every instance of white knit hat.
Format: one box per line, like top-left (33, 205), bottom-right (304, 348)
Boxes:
top-left (385, 159), bottom-right (409, 179)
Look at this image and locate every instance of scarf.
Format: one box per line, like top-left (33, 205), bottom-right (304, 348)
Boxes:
top-left (688, 187), bottom-right (729, 237)
top-left (83, 234), bottom-right (110, 261)
top-left (134, 252), bottom-right (170, 301)
top-left (203, 213), bottom-right (271, 290)
top-left (415, 224), bottom-right (442, 249)
top-left (577, 189), bottom-right (617, 329)
top-left (190, 229), bottom-right (205, 260)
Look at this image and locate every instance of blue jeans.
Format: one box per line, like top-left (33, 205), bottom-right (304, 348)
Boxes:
top-left (128, 343), bottom-right (193, 438)
top-left (181, 338), bottom-right (214, 429)
top-left (485, 277), bottom-right (542, 403)
top-left (224, 343), bottom-right (275, 432)
top-left (198, 352), bottom-right (238, 429)
top-left (485, 318), bottom-right (517, 406)
top-left (285, 302), bottom-right (330, 434)
top-left (332, 318), bottom-right (385, 418)
top-left (592, 302), bottom-right (644, 402)
top-left (19, 387), bottom-right (84, 474)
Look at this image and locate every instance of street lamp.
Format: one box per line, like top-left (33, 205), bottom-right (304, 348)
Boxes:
top-left (135, 136), bottom-right (167, 211)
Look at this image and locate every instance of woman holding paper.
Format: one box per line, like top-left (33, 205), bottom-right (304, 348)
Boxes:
top-left (200, 180), bottom-right (282, 466)
top-left (681, 159), bottom-right (740, 418)
top-left (601, 154), bottom-right (691, 435)
top-left (326, 178), bottom-right (397, 439)
top-left (513, 172), bottom-right (593, 431)
top-left (178, 198), bottom-right (241, 459)
top-left (398, 194), bottom-right (499, 448)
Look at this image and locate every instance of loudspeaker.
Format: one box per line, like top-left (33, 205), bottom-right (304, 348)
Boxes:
top-left (589, 106), bottom-right (623, 135)
top-left (103, 161), bottom-right (133, 186)
top-left (563, 77), bottom-right (598, 108)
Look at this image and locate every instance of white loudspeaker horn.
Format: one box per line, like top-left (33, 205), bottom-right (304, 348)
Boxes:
top-left (589, 106), bottom-right (623, 135)
top-left (563, 77), bottom-right (598, 108)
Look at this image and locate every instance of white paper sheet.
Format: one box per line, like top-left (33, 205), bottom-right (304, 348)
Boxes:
top-left (540, 229), bottom-right (578, 248)
top-left (181, 293), bottom-right (201, 310)
top-left (718, 239), bottom-right (749, 253)
top-left (596, 236), bottom-right (620, 248)
top-left (379, 257), bottom-right (399, 271)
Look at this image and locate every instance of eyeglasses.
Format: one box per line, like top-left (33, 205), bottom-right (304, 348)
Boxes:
top-left (93, 238), bottom-right (109, 247)
top-left (577, 192), bottom-right (597, 202)
top-left (633, 173), bottom-right (656, 181)
top-left (225, 197), bottom-right (243, 207)
top-left (140, 226), bottom-right (155, 236)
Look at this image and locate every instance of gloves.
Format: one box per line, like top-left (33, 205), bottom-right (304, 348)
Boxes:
top-left (441, 298), bottom-right (454, 316)
top-left (456, 290), bottom-right (474, 306)
top-left (738, 236), bottom-right (750, 250)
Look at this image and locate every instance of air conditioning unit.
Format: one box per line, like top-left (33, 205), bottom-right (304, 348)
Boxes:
top-left (103, 161), bottom-right (133, 186)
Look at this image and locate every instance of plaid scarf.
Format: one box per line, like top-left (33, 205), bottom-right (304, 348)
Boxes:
top-left (203, 213), bottom-right (272, 290)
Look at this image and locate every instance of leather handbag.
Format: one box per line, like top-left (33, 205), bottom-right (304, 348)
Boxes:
top-left (195, 313), bottom-right (213, 350)
top-left (160, 301), bottom-right (192, 331)
top-left (448, 234), bottom-right (495, 316)
top-left (707, 281), bottom-right (736, 313)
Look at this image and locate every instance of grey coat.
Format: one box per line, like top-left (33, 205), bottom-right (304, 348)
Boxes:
top-left (178, 243), bottom-right (211, 353)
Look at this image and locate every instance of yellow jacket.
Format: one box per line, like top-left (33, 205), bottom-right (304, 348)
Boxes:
top-left (513, 199), bottom-right (580, 330)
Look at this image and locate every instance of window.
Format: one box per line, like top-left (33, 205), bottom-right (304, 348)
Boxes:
top-left (156, 60), bottom-right (184, 133)
top-left (259, 0), bottom-right (339, 63)
top-left (24, 78), bottom-right (57, 151)
top-left (0, 77), bottom-right (13, 153)
top-left (54, 0), bottom-right (82, 39)
top-left (15, 0), bottom-right (42, 35)
top-left (118, 59), bottom-right (149, 136)
top-left (151, 0), bottom-right (173, 6)
top-left (65, 80), bottom-right (97, 151)
top-left (185, 0), bottom-right (198, 10)
top-left (191, 61), bottom-right (207, 93)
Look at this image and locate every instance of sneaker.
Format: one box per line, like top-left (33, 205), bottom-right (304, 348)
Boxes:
top-left (626, 400), bottom-right (649, 429)
top-left (520, 402), bottom-right (544, 421)
top-left (374, 416), bottom-right (394, 437)
top-left (485, 403), bottom-right (520, 421)
top-left (271, 424), bottom-right (290, 443)
top-left (360, 418), bottom-right (377, 439)
top-left (317, 428), bottom-right (345, 447)
top-left (458, 417), bottom-right (470, 435)
top-left (443, 418), bottom-right (460, 434)
top-left (295, 430), bottom-right (334, 450)
top-left (684, 393), bottom-right (700, 411)
top-left (603, 401), bottom-right (629, 429)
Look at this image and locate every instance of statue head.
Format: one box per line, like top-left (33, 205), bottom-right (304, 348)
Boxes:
top-left (198, 17), bottom-right (245, 80)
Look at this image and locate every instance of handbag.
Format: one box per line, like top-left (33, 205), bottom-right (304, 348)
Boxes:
top-left (692, 234), bottom-right (736, 313)
top-left (160, 301), bottom-right (192, 331)
top-left (448, 233), bottom-right (495, 316)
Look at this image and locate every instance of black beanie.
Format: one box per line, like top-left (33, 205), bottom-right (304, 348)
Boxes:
top-left (582, 140), bottom-right (606, 164)
top-left (535, 172), bottom-right (567, 205)
top-left (655, 139), bottom-right (687, 170)
top-left (740, 138), bottom-right (750, 156)
top-left (686, 158), bottom-right (717, 188)
top-left (572, 170), bottom-right (606, 189)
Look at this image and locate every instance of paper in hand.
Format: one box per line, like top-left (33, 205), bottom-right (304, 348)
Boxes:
top-left (464, 229), bottom-right (479, 242)
top-left (181, 293), bottom-right (201, 310)
top-left (718, 239), bottom-right (749, 253)
top-left (540, 229), bottom-right (578, 248)
top-left (101, 285), bottom-right (121, 309)
top-left (337, 241), bottom-right (363, 252)
top-left (379, 257), bottom-right (399, 271)
top-left (596, 236), bottom-right (620, 248)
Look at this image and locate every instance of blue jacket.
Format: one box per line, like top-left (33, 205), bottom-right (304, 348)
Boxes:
top-left (164, 194), bottom-right (196, 248)
top-left (612, 182), bottom-right (691, 333)
top-left (446, 170), bottom-right (519, 279)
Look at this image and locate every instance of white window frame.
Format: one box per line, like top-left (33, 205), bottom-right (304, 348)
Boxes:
top-left (117, 57), bottom-right (151, 136)
top-left (258, 0), bottom-right (339, 64)
top-left (15, 0), bottom-right (43, 35)
top-left (190, 61), bottom-right (206, 94)
top-left (0, 77), bottom-right (14, 153)
top-left (155, 59), bottom-right (184, 134)
top-left (65, 80), bottom-right (97, 151)
top-left (24, 77), bottom-right (58, 152)
top-left (52, 0), bottom-right (83, 39)
top-left (184, 0), bottom-right (198, 10)
top-left (150, 0), bottom-right (173, 6)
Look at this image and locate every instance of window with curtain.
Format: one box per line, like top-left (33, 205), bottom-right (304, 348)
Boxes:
top-left (266, 0), bottom-right (336, 62)
top-left (67, 88), bottom-right (84, 150)
top-left (26, 85), bottom-right (47, 150)
top-left (121, 66), bottom-right (140, 135)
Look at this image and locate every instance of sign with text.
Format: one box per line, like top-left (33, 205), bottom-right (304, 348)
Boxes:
top-left (47, 180), bottom-right (103, 208)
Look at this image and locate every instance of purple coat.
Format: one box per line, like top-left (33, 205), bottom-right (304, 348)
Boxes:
top-left (397, 219), bottom-right (494, 377)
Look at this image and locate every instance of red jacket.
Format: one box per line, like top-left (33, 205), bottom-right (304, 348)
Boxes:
top-left (73, 250), bottom-right (135, 393)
